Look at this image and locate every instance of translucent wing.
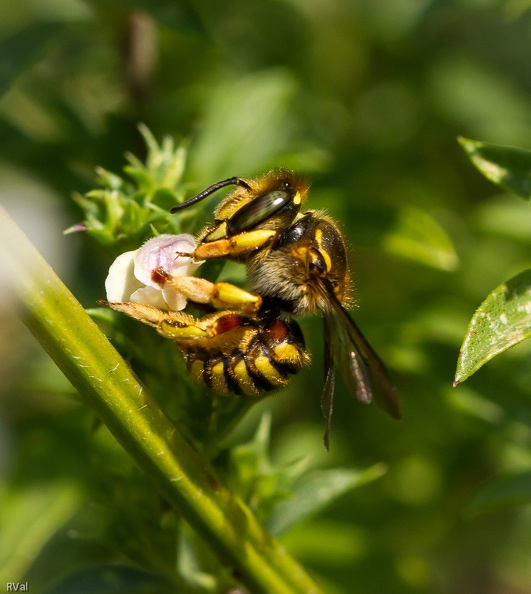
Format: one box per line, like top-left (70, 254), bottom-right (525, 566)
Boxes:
top-left (322, 316), bottom-right (336, 450)
top-left (319, 282), bottom-right (400, 447)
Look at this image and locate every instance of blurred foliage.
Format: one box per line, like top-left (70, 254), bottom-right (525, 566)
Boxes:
top-left (1, 0), bottom-right (531, 593)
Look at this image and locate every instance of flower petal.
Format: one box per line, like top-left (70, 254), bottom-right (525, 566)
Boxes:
top-left (162, 285), bottom-right (188, 311)
top-left (134, 234), bottom-right (197, 287)
top-left (105, 250), bottom-right (143, 302)
top-left (130, 286), bottom-right (168, 309)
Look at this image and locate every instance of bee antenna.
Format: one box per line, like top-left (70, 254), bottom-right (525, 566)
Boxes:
top-left (171, 177), bottom-right (252, 213)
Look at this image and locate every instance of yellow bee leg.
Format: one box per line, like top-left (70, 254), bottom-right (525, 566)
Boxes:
top-left (161, 275), bottom-right (220, 304)
top-left (103, 301), bottom-right (208, 340)
top-left (103, 300), bottom-right (175, 327)
top-left (193, 229), bottom-right (277, 260)
top-left (211, 281), bottom-right (262, 314)
top-left (161, 274), bottom-right (262, 315)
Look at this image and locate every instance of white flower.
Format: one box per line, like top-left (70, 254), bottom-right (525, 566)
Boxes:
top-left (105, 234), bottom-right (202, 311)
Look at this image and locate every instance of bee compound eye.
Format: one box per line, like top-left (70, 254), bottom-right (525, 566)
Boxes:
top-left (227, 190), bottom-right (291, 234)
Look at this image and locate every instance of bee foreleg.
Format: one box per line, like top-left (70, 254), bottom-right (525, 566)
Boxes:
top-left (194, 229), bottom-right (277, 260)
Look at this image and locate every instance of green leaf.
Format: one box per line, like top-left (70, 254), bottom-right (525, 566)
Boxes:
top-left (266, 464), bottom-right (387, 537)
top-left (458, 137), bottom-right (531, 201)
top-left (454, 268), bottom-right (531, 384)
top-left (467, 470), bottom-right (531, 515)
top-left (69, 126), bottom-right (189, 247)
top-left (124, 125), bottom-right (187, 194)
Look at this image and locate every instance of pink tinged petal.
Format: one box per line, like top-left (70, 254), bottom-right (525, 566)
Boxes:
top-left (170, 257), bottom-right (204, 278)
top-left (105, 251), bottom-right (143, 302)
top-left (134, 234), bottom-right (198, 288)
top-left (171, 235), bottom-right (203, 271)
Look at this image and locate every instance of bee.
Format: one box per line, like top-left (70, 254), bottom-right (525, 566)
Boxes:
top-left (106, 170), bottom-right (399, 448)
top-left (170, 170), bottom-right (400, 447)
top-left (105, 302), bottom-right (309, 398)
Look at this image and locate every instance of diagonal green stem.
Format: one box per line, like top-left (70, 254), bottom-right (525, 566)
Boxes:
top-left (0, 207), bottom-right (323, 594)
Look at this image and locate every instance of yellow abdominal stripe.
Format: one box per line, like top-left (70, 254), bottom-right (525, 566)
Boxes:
top-left (209, 361), bottom-right (228, 394)
top-left (272, 342), bottom-right (303, 364)
top-left (189, 357), bottom-right (262, 397)
top-left (253, 355), bottom-right (286, 386)
top-left (189, 360), bottom-right (206, 385)
top-left (232, 360), bottom-right (260, 396)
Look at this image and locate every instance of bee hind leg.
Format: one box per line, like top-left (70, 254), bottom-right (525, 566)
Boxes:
top-left (101, 300), bottom-right (211, 340)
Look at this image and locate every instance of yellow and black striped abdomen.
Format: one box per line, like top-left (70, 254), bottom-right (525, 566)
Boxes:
top-left (179, 314), bottom-right (309, 398)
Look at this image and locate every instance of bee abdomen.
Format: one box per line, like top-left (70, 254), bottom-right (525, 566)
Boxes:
top-left (185, 318), bottom-right (309, 398)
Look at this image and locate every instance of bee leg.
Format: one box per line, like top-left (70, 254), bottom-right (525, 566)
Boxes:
top-left (209, 281), bottom-right (262, 314)
top-left (193, 229), bottom-right (277, 260)
top-left (156, 271), bottom-right (262, 316)
top-left (102, 300), bottom-right (209, 339)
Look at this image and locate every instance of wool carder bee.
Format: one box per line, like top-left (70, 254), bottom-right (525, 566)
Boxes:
top-left (106, 170), bottom-right (400, 448)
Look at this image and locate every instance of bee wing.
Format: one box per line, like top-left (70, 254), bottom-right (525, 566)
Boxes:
top-left (322, 315), bottom-right (336, 450)
top-left (321, 282), bottom-right (401, 422)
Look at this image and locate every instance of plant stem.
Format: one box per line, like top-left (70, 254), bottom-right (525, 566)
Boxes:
top-left (0, 207), bottom-right (323, 594)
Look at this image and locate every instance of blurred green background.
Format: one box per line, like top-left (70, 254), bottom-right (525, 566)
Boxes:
top-left (1, 1), bottom-right (531, 593)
